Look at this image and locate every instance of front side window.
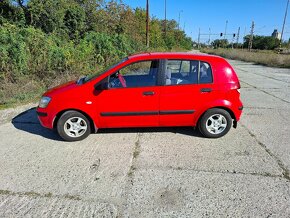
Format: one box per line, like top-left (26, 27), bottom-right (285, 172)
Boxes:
top-left (164, 60), bottom-right (212, 85)
top-left (109, 60), bottom-right (159, 88)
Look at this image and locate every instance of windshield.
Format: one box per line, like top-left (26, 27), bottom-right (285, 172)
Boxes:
top-left (82, 57), bottom-right (128, 83)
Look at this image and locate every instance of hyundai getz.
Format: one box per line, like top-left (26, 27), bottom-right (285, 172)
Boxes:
top-left (37, 53), bottom-right (243, 141)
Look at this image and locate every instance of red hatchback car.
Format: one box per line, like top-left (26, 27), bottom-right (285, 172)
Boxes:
top-left (37, 52), bottom-right (243, 141)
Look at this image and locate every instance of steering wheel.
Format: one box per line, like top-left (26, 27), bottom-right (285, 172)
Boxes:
top-left (118, 73), bottom-right (127, 87)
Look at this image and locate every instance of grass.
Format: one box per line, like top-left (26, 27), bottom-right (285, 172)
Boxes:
top-left (0, 73), bottom-right (79, 110)
top-left (201, 48), bottom-right (290, 68)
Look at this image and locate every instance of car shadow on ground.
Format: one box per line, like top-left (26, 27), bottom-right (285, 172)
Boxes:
top-left (12, 107), bottom-right (62, 141)
top-left (12, 108), bottom-right (204, 140)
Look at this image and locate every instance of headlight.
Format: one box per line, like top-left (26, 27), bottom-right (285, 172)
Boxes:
top-left (38, 96), bottom-right (51, 108)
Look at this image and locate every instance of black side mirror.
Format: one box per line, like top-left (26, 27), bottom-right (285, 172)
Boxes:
top-left (94, 81), bottom-right (108, 90)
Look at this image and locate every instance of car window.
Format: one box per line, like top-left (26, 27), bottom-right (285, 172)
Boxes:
top-left (109, 60), bottom-right (159, 88)
top-left (165, 60), bottom-right (199, 85)
top-left (83, 57), bottom-right (128, 83)
top-left (199, 62), bottom-right (213, 84)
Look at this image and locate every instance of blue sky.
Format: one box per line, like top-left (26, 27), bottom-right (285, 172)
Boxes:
top-left (122, 0), bottom-right (290, 43)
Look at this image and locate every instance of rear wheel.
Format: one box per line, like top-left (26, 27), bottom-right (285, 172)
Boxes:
top-left (57, 111), bottom-right (91, 141)
top-left (198, 108), bottom-right (232, 138)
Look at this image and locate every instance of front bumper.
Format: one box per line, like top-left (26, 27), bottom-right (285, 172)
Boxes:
top-left (36, 107), bottom-right (54, 129)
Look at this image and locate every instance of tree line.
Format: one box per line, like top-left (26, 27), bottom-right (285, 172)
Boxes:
top-left (210, 35), bottom-right (282, 50)
top-left (0, 0), bottom-right (193, 83)
top-left (0, 0), bottom-right (193, 105)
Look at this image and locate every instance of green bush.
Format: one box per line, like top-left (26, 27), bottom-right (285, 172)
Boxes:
top-left (0, 0), bottom-right (193, 107)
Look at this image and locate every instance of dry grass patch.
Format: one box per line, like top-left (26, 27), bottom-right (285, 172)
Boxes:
top-left (202, 48), bottom-right (290, 68)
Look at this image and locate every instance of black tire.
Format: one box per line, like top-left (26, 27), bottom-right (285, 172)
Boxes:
top-left (198, 108), bottom-right (232, 138)
top-left (57, 111), bottom-right (91, 141)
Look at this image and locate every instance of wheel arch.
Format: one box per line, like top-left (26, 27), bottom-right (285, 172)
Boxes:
top-left (196, 106), bottom-right (236, 126)
top-left (53, 109), bottom-right (97, 133)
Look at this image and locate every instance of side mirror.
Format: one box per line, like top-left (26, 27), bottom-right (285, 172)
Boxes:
top-left (94, 81), bottom-right (108, 90)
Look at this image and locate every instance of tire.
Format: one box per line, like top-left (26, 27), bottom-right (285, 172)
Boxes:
top-left (198, 108), bottom-right (232, 138)
top-left (57, 111), bottom-right (91, 141)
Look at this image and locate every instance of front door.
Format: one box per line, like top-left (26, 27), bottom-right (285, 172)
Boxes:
top-left (95, 60), bottom-right (161, 128)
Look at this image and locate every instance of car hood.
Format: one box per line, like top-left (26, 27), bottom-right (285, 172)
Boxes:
top-left (43, 80), bottom-right (78, 97)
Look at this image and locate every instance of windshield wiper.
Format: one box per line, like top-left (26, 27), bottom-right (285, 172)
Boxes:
top-left (77, 76), bottom-right (87, 85)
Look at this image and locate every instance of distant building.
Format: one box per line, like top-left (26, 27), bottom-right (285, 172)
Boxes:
top-left (272, 29), bottom-right (281, 40)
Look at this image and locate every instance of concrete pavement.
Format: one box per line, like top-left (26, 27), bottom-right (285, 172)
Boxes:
top-left (0, 58), bottom-right (289, 217)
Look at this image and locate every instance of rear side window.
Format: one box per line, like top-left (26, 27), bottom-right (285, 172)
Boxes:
top-left (199, 62), bottom-right (213, 84)
top-left (164, 60), bottom-right (212, 85)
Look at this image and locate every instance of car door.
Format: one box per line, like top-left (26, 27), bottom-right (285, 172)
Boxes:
top-left (94, 60), bottom-right (161, 128)
top-left (159, 59), bottom-right (215, 126)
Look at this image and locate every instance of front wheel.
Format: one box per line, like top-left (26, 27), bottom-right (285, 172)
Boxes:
top-left (57, 111), bottom-right (91, 141)
top-left (198, 108), bottom-right (232, 138)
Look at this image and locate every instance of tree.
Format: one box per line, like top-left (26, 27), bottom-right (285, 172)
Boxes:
top-left (211, 39), bottom-right (228, 48)
top-left (63, 4), bottom-right (86, 40)
top-left (243, 35), bottom-right (280, 50)
top-left (0, 0), bottom-right (26, 26)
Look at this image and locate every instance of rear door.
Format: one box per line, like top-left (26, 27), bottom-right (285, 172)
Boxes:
top-left (95, 60), bottom-right (161, 128)
top-left (159, 59), bottom-right (214, 126)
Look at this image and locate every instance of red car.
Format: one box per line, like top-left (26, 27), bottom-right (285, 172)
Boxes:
top-left (37, 52), bottom-right (243, 141)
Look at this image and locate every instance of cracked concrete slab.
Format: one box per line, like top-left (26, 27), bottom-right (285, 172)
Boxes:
top-left (135, 127), bottom-right (283, 176)
top-left (0, 194), bottom-right (117, 217)
top-left (123, 169), bottom-right (290, 217)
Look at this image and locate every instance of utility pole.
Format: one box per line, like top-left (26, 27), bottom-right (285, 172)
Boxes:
top-left (198, 28), bottom-right (201, 49)
top-left (236, 27), bottom-right (240, 45)
top-left (208, 28), bottom-right (211, 45)
top-left (224, 20), bottom-right (228, 40)
top-left (281, 0), bottom-right (290, 46)
top-left (178, 10), bottom-right (183, 30)
top-left (164, 0), bottom-right (167, 36)
top-left (248, 21), bottom-right (255, 52)
top-left (242, 27), bottom-right (247, 49)
top-left (146, 0), bottom-right (149, 47)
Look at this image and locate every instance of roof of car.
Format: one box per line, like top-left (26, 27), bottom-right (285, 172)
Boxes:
top-left (128, 52), bottom-right (222, 60)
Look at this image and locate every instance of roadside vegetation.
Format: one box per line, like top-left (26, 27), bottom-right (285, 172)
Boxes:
top-left (201, 48), bottom-right (290, 68)
top-left (0, 0), bottom-right (193, 108)
top-left (200, 33), bottom-right (290, 68)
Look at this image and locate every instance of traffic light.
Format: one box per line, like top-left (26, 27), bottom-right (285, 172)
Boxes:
top-left (233, 34), bottom-right (236, 37)
top-left (220, 33), bottom-right (223, 37)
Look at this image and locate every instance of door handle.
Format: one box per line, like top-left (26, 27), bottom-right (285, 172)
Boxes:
top-left (200, 88), bottom-right (212, 93)
top-left (143, 91), bottom-right (155, 96)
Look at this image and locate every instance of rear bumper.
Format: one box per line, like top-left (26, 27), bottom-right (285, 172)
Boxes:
top-left (233, 103), bottom-right (243, 121)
